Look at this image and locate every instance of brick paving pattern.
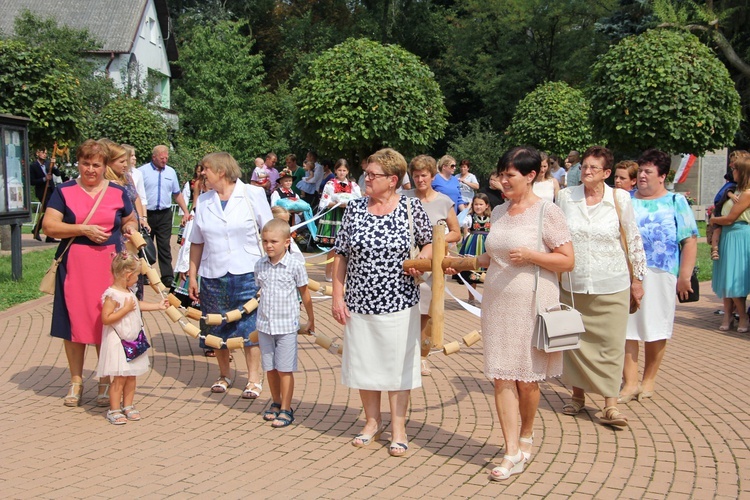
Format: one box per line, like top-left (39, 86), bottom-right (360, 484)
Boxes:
top-left (1, 238), bottom-right (749, 497)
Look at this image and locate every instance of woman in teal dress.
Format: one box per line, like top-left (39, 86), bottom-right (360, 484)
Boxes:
top-left (711, 156), bottom-right (750, 333)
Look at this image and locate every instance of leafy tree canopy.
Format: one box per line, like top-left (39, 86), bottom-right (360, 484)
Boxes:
top-left (588, 28), bottom-right (741, 155)
top-left (172, 19), bottom-right (277, 159)
top-left (294, 37), bottom-right (448, 159)
top-left (504, 81), bottom-right (594, 157)
top-left (90, 98), bottom-right (169, 166)
top-left (447, 118), bottom-right (503, 179)
top-left (0, 39), bottom-right (86, 149)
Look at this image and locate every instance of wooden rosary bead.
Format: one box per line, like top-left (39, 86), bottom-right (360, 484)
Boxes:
top-left (181, 322), bottom-right (201, 338)
top-left (129, 230), bottom-right (147, 249)
top-left (225, 309), bottom-right (242, 323)
top-left (443, 341), bottom-right (460, 355)
top-left (225, 337), bottom-right (245, 350)
top-left (242, 298), bottom-right (259, 314)
top-left (186, 307), bottom-right (202, 321)
top-left (166, 293), bottom-right (182, 308)
top-left (204, 334), bottom-right (223, 349)
top-left (140, 258), bottom-right (150, 275)
top-left (165, 306), bottom-right (182, 322)
top-left (205, 314), bottom-right (223, 326)
top-left (307, 279), bottom-right (321, 292)
top-left (314, 332), bottom-right (333, 349)
top-left (145, 268), bottom-right (161, 286)
top-left (463, 330), bottom-right (481, 347)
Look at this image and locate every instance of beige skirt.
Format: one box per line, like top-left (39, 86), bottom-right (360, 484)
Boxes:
top-left (561, 288), bottom-right (629, 398)
top-left (341, 305), bottom-right (422, 391)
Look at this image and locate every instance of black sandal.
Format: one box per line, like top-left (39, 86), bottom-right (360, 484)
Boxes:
top-left (263, 402), bottom-right (281, 421)
top-left (272, 409), bottom-right (295, 428)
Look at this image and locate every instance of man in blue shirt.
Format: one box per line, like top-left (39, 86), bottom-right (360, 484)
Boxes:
top-left (566, 150), bottom-right (582, 187)
top-left (138, 145), bottom-right (190, 287)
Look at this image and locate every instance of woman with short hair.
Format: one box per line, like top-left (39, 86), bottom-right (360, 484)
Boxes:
top-left (188, 152), bottom-right (273, 399)
top-left (331, 148), bottom-right (432, 457)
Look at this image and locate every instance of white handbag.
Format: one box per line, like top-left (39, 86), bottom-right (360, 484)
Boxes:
top-left (530, 202), bottom-right (584, 353)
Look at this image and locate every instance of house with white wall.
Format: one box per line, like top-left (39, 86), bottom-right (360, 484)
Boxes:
top-left (0, 0), bottom-right (178, 112)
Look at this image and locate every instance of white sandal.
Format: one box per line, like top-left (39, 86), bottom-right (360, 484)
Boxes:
top-left (96, 383), bottom-right (110, 407)
top-left (210, 376), bottom-right (232, 393)
top-left (242, 382), bottom-right (262, 399)
top-left (489, 451), bottom-right (525, 481)
top-left (519, 433), bottom-right (534, 461)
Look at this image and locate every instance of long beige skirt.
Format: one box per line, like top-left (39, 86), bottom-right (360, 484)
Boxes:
top-left (561, 288), bottom-right (630, 398)
top-left (341, 305), bottom-right (421, 391)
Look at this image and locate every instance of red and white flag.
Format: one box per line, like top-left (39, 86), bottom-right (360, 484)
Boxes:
top-left (675, 154), bottom-right (696, 183)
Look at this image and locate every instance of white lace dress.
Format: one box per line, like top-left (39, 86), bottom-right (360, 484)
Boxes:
top-left (481, 200), bottom-right (572, 382)
top-left (96, 287), bottom-right (150, 377)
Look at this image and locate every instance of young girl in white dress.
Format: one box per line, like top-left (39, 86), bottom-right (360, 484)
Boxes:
top-left (97, 252), bottom-right (167, 425)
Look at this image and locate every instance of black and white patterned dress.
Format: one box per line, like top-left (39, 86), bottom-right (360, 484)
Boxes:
top-left (334, 195), bottom-right (432, 390)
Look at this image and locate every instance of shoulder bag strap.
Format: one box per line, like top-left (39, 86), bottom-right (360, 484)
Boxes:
top-left (534, 201), bottom-right (575, 314)
top-left (54, 181), bottom-right (110, 264)
top-left (243, 186), bottom-right (266, 256)
top-left (612, 189), bottom-right (633, 280)
top-left (406, 196), bottom-right (416, 252)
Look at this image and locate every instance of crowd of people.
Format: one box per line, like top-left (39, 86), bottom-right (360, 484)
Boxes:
top-left (43, 137), bottom-right (734, 483)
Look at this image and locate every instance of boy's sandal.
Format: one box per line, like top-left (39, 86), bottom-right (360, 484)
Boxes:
top-left (561, 397), bottom-right (585, 416)
top-left (263, 402), bottom-right (282, 421)
top-left (388, 441), bottom-right (409, 458)
top-left (600, 406), bottom-right (628, 428)
top-left (63, 382), bottom-right (83, 407)
top-left (242, 382), bottom-right (262, 399)
top-left (106, 409), bottom-right (127, 425)
top-left (96, 383), bottom-right (110, 407)
top-left (711, 247), bottom-right (720, 260)
top-left (204, 349), bottom-right (216, 357)
top-left (122, 405), bottom-right (141, 421)
top-left (210, 376), bottom-right (232, 393)
top-left (272, 409), bottom-right (295, 428)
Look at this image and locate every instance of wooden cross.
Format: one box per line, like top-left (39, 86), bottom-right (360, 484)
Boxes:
top-left (403, 226), bottom-right (479, 354)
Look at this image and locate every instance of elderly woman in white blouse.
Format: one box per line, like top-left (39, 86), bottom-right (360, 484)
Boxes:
top-left (189, 152), bottom-right (273, 398)
top-left (555, 146), bottom-right (647, 428)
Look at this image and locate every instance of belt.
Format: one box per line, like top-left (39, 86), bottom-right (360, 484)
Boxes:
top-left (148, 208), bottom-right (171, 213)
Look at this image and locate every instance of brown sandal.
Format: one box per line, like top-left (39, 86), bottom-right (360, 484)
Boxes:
top-left (600, 406), bottom-right (628, 427)
top-left (561, 396), bottom-right (585, 415)
top-left (711, 247), bottom-right (720, 260)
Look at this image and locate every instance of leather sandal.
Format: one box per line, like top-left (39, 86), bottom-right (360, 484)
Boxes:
top-left (519, 433), bottom-right (534, 461)
top-left (561, 396), bottom-right (585, 415)
top-left (600, 406), bottom-right (628, 427)
top-left (388, 441), bottom-right (409, 457)
top-left (271, 409), bottom-right (295, 428)
top-left (711, 247), bottom-right (720, 260)
top-left (106, 409), bottom-right (127, 425)
top-left (122, 405), bottom-right (141, 421)
top-left (242, 382), bottom-right (262, 399)
top-left (352, 422), bottom-right (388, 448)
top-left (96, 383), bottom-right (110, 407)
top-left (64, 382), bottom-right (83, 407)
top-left (210, 376), bottom-right (232, 393)
top-left (489, 451), bottom-right (525, 481)
top-left (263, 402), bottom-right (282, 421)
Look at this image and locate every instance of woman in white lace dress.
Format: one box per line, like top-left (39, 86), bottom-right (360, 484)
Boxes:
top-left (531, 151), bottom-right (560, 202)
top-left (556, 146), bottom-right (647, 428)
top-left (478, 147), bottom-right (574, 481)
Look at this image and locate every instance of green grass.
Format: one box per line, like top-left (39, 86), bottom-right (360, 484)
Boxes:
top-left (0, 248), bottom-right (56, 311)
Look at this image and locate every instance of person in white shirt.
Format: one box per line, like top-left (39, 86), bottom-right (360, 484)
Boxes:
top-left (555, 146), bottom-right (647, 428)
top-left (188, 152), bottom-right (273, 399)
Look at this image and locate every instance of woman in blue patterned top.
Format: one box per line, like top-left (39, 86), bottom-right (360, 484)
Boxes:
top-left (620, 149), bottom-right (698, 403)
top-left (332, 148), bottom-right (432, 458)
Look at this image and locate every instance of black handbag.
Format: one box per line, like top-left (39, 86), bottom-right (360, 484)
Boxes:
top-left (678, 267), bottom-right (700, 303)
top-left (140, 226), bottom-right (157, 265)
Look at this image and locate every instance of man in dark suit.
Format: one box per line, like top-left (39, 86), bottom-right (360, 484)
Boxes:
top-left (30, 148), bottom-right (63, 242)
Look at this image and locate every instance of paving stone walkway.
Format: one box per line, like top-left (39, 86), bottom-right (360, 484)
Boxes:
top-left (1, 243), bottom-right (748, 498)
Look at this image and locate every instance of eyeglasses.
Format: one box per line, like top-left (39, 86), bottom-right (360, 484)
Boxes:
top-left (581, 166), bottom-right (604, 172)
top-left (364, 171), bottom-right (391, 180)
top-left (449, 164), bottom-right (457, 168)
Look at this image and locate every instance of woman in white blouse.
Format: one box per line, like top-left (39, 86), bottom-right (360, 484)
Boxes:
top-left (555, 146), bottom-right (647, 428)
top-left (188, 152), bottom-right (273, 398)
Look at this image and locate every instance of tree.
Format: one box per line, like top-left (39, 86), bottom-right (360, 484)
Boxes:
top-left (447, 118), bottom-right (503, 179)
top-left (504, 81), bottom-right (594, 156)
top-left (0, 39), bottom-right (86, 148)
top-left (90, 98), bottom-right (169, 165)
top-left (294, 37), bottom-right (448, 159)
top-left (172, 19), bottom-right (275, 159)
top-left (588, 29), bottom-right (741, 155)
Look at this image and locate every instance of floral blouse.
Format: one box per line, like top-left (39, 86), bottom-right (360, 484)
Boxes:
top-left (631, 192), bottom-right (698, 276)
top-left (334, 196), bottom-right (432, 314)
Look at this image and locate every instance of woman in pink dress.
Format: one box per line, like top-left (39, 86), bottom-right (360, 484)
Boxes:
top-left (478, 146), bottom-right (574, 481)
top-left (43, 139), bottom-right (138, 408)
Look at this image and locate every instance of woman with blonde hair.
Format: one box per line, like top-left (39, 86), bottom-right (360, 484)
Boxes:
top-left (188, 152), bottom-right (273, 398)
top-left (711, 156), bottom-right (750, 333)
top-left (332, 148), bottom-right (432, 457)
top-left (432, 155), bottom-right (463, 213)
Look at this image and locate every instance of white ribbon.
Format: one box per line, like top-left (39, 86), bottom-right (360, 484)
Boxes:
top-left (290, 201), bottom-right (343, 233)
